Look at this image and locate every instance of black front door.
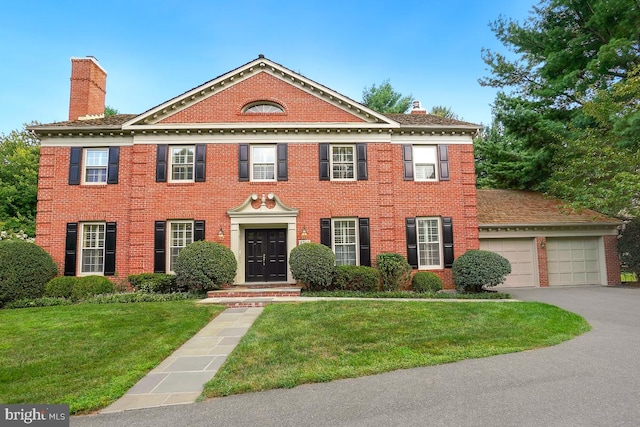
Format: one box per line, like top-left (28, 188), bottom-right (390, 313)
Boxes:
top-left (245, 229), bottom-right (287, 282)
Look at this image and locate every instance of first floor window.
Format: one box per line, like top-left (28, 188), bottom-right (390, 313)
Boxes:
top-left (331, 145), bottom-right (355, 180)
top-left (413, 146), bottom-right (438, 181)
top-left (84, 148), bottom-right (108, 184)
top-left (168, 221), bottom-right (193, 272)
top-left (417, 217), bottom-right (442, 268)
top-left (81, 223), bottom-right (105, 273)
top-left (333, 218), bottom-right (358, 266)
top-left (170, 146), bottom-right (195, 182)
top-left (251, 145), bottom-right (276, 181)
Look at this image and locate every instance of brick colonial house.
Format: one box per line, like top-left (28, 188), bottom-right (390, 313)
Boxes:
top-left (29, 56), bottom-right (620, 288)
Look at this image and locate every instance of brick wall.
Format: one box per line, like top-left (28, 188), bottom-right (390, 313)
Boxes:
top-left (68, 57), bottom-right (106, 120)
top-left (604, 235), bottom-right (621, 286)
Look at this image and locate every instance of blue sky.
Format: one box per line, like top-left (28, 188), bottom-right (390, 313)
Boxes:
top-left (0, 0), bottom-right (535, 135)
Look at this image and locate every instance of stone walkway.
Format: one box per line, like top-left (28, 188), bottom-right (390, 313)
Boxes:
top-left (101, 307), bottom-right (263, 413)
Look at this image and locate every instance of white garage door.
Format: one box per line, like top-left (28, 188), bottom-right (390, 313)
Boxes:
top-left (546, 238), bottom-right (601, 286)
top-left (479, 239), bottom-right (537, 287)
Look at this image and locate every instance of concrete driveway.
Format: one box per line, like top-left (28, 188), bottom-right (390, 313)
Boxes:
top-left (71, 286), bottom-right (640, 427)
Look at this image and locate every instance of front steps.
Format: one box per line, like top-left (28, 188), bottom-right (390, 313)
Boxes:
top-left (206, 285), bottom-right (302, 307)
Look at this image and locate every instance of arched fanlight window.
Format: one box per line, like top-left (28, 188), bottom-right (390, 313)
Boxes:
top-left (243, 102), bottom-right (285, 113)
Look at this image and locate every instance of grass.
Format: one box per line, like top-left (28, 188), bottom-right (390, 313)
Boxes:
top-left (0, 301), bottom-right (224, 414)
top-left (302, 290), bottom-right (511, 299)
top-left (203, 300), bottom-right (589, 398)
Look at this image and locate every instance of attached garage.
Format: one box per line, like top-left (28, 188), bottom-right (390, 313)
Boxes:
top-left (477, 190), bottom-right (621, 288)
top-left (479, 238), bottom-right (537, 287)
top-left (546, 237), bottom-right (602, 286)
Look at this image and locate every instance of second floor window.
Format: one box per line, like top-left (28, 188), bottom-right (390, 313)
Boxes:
top-left (331, 145), bottom-right (356, 180)
top-left (84, 148), bottom-right (108, 184)
top-left (170, 146), bottom-right (195, 182)
top-left (251, 145), bottom-right (276, 181)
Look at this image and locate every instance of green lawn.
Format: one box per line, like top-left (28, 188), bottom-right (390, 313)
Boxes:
top-left (204, 300), bottom-right (590, 397)
top-left (0, 301), bottom-right (224, 414)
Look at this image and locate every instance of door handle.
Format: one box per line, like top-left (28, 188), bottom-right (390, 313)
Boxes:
top-left (262, 253), bottom-right (266, 266)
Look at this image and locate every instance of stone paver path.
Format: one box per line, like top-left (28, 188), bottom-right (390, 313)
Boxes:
top-left (101, 307), bottom-right (263, 413)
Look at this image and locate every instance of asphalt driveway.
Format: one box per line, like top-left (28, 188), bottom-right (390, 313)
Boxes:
top-left (72, 286), bottom-right (640, 427)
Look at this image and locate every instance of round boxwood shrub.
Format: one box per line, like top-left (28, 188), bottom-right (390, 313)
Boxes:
top-left (412, 271), bottom-right (443, 293)
top-left (376, 252), bottom-right (412, 291)
top-left (452, 250), bottom-right (511, 293)
top-left (72, 275), bottom-right (115, 300)
top-left (289, 243), bottom-right (335, 290)
top-left (44, 276), bottom-right (78, 299)
top-left (174, 241), bottom-right (237, 292)
top-left (332, 265), bottom-right (380, 292)
top-left (0, 240), bottom-right (58, 307)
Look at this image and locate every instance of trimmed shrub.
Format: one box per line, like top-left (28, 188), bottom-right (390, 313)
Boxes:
top-left (85, 292), bottom-right (198, 304)
top-left (44, 276), bottom-right (78, 299)
top-left (452, 250), bottom-right (511, 293)
top-left (289, 243), bottom-right (335, 290)
top-left (412, 272), bottom-right (443, 293)
top-left (332, 265), bottom-right (380, 292)
top-left (128, 273), bottom-right (180, 294)
top-left (5, 297), bottom-right (72, 309)
top-left (376, 252), bottom-right (412, 291)
top-left (72, 275), bottom-right (115, 300)
top-left (175, 241), bottom-right (237, 292)
top-left (0, 240), bottom-right (58, 307)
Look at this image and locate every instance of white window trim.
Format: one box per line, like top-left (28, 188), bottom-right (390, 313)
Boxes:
top-left (82, 148), bottom-right (108, 185)
top-left (417, 217), bottom-right (443, 269)
top-left (413, 145), bottom-right (439, 182)
top-left (329, 144), bottom-right (357, 181)
top-left (250, 145), bottom-right (277, 182)
top-left (331, 217), bottom-right (359, 266)
top-left (167, 220), bottom-right (194, 273)
top-left (79, 222), bottom-right (106, 276)
top-left (168, 146), bottom-right (195, 183)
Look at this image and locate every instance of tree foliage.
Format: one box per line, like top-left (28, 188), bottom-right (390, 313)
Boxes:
top-left (0, 124), bottom-right (40, 236)
top-left (430, 105), bottom-right (459, 120)
top-left (362, 79), bottom-right (412, 113)
top-left (619, 219), bottom-right (640, 277)
top-left (479, 0), bottom-right (640, 216)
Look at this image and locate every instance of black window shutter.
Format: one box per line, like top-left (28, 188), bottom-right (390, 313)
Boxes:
top-left (104, 222), bottom-right (117, 276)
top-left (195, 144), bottom-right (206, 182)
top-left (406, 218), bottom-right (418, 268)
top-left (156, 145), bottom-right (168, 182)
top-left (277, 143), bottom-right (288, 181)
top-left (356, 143), bottom-right (368, 181)
top-left (442, 217), bottom-right (454, 268)
top-left (64, 222), bottom-right (78, 276)
top-left (107, 147), bottom-right (120, 184)
top-left (69, 147), bottom-right (82, 185)
top-left (319, 143), bottom-right (330, 180)
top-left (359, 218), bottom-right (371, 266)
top-left (320, 218), bottom-right (332, 248)
top-left (402, 145), bottom-right (414, 181)
top-left (438, 145), bottom-right (450, 181)
top-left (194, 220), bottom-right (205, 241)
top-left (238, 144), bottom-right (249, 181)
top-left (154, 221), bottom-right (166, 273)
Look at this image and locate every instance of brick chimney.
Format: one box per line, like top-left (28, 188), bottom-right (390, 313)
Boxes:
top-left (69, 56), bottom-right (107, 121)
top-left (410, 99), bottom-right (427, 115)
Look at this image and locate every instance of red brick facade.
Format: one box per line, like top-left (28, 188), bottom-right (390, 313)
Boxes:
top-left (68, 57), bottom-right (107, 121)
top-left (33, 56), bottom-right (481, 288)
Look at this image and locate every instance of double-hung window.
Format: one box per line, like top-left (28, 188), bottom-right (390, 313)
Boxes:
top-left (168, 221), bottom-right (193, 273)
top-left (169, 146), bottom-right (195, 182)
top-left (330, 145), bottom-right (356, 180)
top-left (251, 145), bottom-right (276, 181)
top-left (80, 222), bottom-right (105, 274)
top-left (83, 148), bottom-right (108, 184)
top-left (332, 218), bottom-right (358, 266)
top-left (413, 146), bottom-right (438, 181)
top-left (416, 217), bottom-right (442, 268)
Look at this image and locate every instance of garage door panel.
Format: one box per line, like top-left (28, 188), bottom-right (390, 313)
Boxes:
top-left (547, 238), bottom-right (601, 286)
top-left (480, 238), bottom-right (537, 287)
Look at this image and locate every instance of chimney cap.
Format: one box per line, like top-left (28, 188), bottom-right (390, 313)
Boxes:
top-left (410, 99), bottom-right (427, 115)
top-left (70, 56), bottom-right (107, 74)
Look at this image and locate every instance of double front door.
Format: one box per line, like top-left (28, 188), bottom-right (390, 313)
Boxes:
top-left (245, 229), bottom-right (287, 282)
